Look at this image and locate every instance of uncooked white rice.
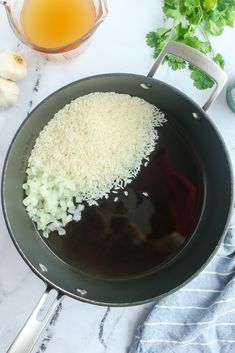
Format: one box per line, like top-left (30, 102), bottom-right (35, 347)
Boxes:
top-left (23, 92), bottom-right (166, 237)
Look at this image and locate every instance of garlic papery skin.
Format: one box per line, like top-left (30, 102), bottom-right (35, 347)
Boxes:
top-left (0, 77), bottom-right (19, 108)
top-left (0, 51), bottom-right (27, 81)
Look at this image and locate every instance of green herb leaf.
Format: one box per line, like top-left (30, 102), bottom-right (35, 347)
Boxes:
top-left (190, 67), bottom-right (215, 89)
top-left (146, 32), bottom-right (158, 48)
top-left (181, 0), bottom-right (204, 24)
top-left (164, 55), bottom-right (187, 70)
top-left (146, 28), bottom-right (171, 57)
top-left (213, 53), bottom-right (225, 68)
top-left (217, 0), bottom-right (235, 12)
top-left (225, 9), bottom-right (235, 26)
top-left (183, 35), bottom-right (212, 53)
top-left (174, 23), bottom-right (195, 39)
top-left (207, 19), bottom-right (224, 34)
top-left (163, 0), bottom-right (181, 19)
top-left (203, 0), bottom-right (218, 11)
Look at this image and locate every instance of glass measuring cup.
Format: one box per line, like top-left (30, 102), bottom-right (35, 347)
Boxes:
top-left (1, 0), bottom-right (108, 61)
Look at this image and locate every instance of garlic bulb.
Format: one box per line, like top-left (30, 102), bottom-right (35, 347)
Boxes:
top-left (0, 51), bottom-right (27, 81)
top-left (0, 77), bottom-right (19, 108)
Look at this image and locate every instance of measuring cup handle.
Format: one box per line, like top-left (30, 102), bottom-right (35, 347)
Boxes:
top-left (147, 41), bottom-right (228, 112)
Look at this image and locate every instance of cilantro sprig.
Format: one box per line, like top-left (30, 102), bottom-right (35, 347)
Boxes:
top-left (147, 0), bottom-right (234, 89)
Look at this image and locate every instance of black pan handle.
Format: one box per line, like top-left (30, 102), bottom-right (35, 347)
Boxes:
top-left (7, 286), bottom-right (63, 353)
top-left (147, 41), bottom-right (228, 112)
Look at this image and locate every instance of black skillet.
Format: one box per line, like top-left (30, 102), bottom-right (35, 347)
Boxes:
top-left (2, 42), bottom-right (233, 352)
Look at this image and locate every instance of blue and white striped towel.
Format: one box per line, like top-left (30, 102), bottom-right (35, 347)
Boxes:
top-left (130, 211), bottom-right (235, 353)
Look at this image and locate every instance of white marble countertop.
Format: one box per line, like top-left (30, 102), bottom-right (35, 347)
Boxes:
top-left (0, 1), bottom-right (235, 352)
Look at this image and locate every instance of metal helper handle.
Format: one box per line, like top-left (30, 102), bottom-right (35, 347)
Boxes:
top-left (147, 41), bottom-right (228, 111)
top-left (7, 286), bottom-right (63, 353)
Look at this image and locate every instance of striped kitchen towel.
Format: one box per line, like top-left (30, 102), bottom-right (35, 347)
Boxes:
top-left (130, 210), bottom-right (235, 353)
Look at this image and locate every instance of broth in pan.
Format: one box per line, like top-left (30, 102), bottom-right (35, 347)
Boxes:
top-left (43, 118), bottom-right (204, 278)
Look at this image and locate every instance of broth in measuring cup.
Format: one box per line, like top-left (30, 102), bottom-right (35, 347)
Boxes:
top-left (20, 0), bottom-right (96, 48)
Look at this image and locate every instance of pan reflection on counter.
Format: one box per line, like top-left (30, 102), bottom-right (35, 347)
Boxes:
top-left (43, 141), bottom-right (204, 277)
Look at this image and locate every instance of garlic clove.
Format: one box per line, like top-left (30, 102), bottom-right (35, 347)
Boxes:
top-left (0, 77), bottom-right (19, 108)
top-left (0, 51), bottom-right (27, 81)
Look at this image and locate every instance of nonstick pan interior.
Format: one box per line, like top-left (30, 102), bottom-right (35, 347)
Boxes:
top-left (2, 74), bottom-right (233, 305)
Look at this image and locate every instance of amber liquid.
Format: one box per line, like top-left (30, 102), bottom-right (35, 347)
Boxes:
top-left (20, 0), bottom-right (96, 49)
top-left (43, 114), bottom-right (204, 279)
